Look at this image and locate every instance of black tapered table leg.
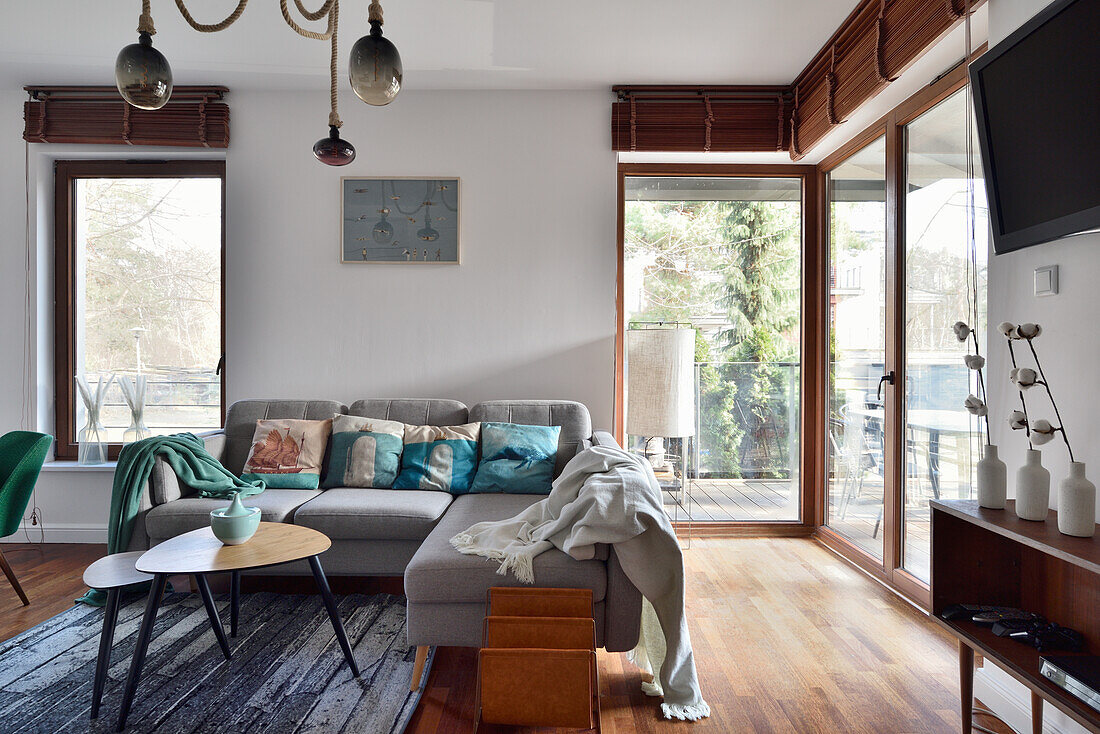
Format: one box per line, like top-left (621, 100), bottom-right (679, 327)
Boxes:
top-left (90, 587), bottom-right (122, 720)
top-left (116, 573), bottom-right (167, 732)
top-left (194, 574), bottom-right (232, 661)
top-left (307, 555), bottom-right (359, 677)
top-left (230, 571), bottom-right (240, 638)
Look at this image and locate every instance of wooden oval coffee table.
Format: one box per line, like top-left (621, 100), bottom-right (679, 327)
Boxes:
top-left (116, 522), bottom-right (358, 731)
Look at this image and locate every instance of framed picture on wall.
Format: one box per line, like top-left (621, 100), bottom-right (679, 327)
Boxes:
top-left (340, 177), bottom-right (460, 264)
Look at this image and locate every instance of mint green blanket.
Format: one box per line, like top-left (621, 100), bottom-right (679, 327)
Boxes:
top-left (77, 433), bottom-right (264, 606)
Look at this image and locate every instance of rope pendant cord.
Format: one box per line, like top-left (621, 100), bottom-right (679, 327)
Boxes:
top-left (138, 0), bottom-right (156, 34)
top-left (279, 0), bottom-right (336, 40)
top-left (170, 0), bottom-right (343, 128)
top-left (327, 0), bottom-right (340, 127)
top-left (276, 0), bottom-right (341, 126)
top-left (173, 0), bottom-right (250, 32)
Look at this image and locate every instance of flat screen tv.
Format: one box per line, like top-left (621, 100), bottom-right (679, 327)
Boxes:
top-left (969, 0), bottom-right (1100, 254)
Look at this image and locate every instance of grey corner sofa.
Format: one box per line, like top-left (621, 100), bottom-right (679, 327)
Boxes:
top-left (129, 398), bottom-right (642, 664)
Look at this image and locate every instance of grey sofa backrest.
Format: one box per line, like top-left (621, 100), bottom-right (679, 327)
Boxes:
top-left (468, 400), bottom-right (592, 477)
top-left (348, 399), bottom-right (469, 427)
top-left (223, 400), bottom-right (347, 475)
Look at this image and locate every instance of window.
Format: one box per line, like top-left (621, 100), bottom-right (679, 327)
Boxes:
top-left (54, 161), bottom-right (225, 459)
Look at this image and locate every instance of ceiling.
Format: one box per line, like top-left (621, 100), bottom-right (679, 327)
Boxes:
top-left (1, 0), bottom-right (860, 91)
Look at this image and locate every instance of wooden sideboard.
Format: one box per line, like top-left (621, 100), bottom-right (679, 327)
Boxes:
top-left (930, 499), bottom-right (1100, 734)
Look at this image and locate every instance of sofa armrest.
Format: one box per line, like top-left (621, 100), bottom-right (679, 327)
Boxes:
top-left (196, 429), bottom-right (227, 464)
top-left (148, 430), bottom-right (227, 506)
top-left (603, 546), bottom-right (643, 652)
top-left (591, 430), bottom-right (621, 449)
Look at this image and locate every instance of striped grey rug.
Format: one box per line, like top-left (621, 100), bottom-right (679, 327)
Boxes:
top-left (0, 592), bottom-right (432, 733)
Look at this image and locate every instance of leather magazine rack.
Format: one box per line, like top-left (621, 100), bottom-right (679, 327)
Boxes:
top-left (475, 587), bottom-right (601, 732)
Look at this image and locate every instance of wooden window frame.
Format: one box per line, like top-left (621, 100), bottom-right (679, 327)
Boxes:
top-left (615, 163), bottom-right (823, 535)
top-left (814, 57), bottom-right (979, 608)
top-left (53, 159), bottom-right (227, 460)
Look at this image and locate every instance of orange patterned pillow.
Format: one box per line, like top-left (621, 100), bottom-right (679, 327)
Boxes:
top-left (240, 418), bottom-right (332, 489)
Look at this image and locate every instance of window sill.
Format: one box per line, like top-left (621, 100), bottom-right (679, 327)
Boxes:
top-left (41, 460), bottom-right (118, 472)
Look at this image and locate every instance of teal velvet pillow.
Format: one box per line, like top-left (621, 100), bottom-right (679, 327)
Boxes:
top-left (393, 423), bottom-right (481, 494)
top-left (322, 415), bottom-right (405, 489)
top-left (469, 422), bottom-right (560, 495)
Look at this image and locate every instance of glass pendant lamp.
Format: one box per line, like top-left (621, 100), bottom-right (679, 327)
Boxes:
top-left (314, 126), bottom-right (356, 166)
top-left (116, 31), bottom-right (172, 109)
top-left (349, 0), bottom-right (402, 106)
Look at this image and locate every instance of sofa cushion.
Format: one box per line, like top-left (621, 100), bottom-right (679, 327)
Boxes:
top-left (348, 399), bottom-right (468, 427)
top-left (469, 422), bottom-right (560, 495)
top-left (294, 488), bottom-right (452, 541)
top-left (468, 401), bottom-right (591, 478)
top-left (145, 489), bottom-right (321, 540)
top-left (240, 418), bottom-right (332, 488)
top-left (405, 494), bottom-right (607, 604)
top-left (393, 423), bottom-right (481, 494)
top-left (224, 400), bottom-right (346, 475)
top-left (323, 415), bottom-right (405, 488)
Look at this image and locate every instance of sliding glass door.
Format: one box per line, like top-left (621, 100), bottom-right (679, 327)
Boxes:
top-left (901, 88), bottom-right (988, 583)
top-left (820, 64), bottom-right (986, 604)
top-left (825, 137), bottom-right (888, 560)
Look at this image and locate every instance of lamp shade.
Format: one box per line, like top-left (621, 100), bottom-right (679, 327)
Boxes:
top-left (626, 328), bottom-right (695, 438)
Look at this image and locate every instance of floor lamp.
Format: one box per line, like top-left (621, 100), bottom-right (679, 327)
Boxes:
top-left (626, 326), bottom-right (696, 471)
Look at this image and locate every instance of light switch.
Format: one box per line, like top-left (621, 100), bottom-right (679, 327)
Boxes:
top-left (1034, 265), bottom-right (1059, 297)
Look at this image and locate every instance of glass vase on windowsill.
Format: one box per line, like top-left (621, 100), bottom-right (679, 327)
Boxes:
top-left (75, 373), bottom-right (114, 465)
top-left (118, 374), bottom-right (151, 445)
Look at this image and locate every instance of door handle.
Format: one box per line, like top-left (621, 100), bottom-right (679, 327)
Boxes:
top-left (216, 355), bottom-right (225, 376)
top-left (877, 371), bottom-right (895, 401)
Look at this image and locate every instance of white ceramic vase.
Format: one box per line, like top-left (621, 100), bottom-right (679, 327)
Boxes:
top-left (1057, 462), bottom-right (1096, 538)
top-left (977, 444), bottom-right (1007, 509)
top-left (1015, 449), bottom-right (1050, 521)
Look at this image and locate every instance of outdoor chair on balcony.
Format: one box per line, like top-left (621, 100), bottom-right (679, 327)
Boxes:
top-left (836, 403), bottom-right (882, 521)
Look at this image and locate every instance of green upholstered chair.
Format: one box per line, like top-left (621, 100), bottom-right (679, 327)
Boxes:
top-left (0, 431), bottom-right (53, 605)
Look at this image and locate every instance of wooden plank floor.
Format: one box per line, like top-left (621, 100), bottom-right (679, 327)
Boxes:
top-left (1, 540), bottom-right (1015, 733)
top-left (0, 543), bottom-right (106, 638)
top-left (690, 478), bottom-right (940, 581)
top-left (406, 537), bottom-right (1015, 733)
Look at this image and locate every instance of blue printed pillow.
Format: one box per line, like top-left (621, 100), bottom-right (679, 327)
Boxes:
top-left (322, 414), bottom-right (405, 489)
top-left (393, 423), bottom-right (481, 494)
top-left (469, 422), bottom-right (560, 495)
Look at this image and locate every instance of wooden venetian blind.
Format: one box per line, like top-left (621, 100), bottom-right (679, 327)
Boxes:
top-left (788, 0), bottom-right (985, 159)
top-left (611, 87), bottom-right (790, 153)
top-left (23, 86), bottom-right (229, 148)
top-left (612, 0), bottom-right (984, 158)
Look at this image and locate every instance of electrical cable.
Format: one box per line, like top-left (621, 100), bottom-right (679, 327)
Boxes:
top-left (23, 139), bottom-right (43, 545)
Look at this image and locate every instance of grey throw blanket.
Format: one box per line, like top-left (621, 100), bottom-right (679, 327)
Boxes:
top-left (450, 445), bottom-right (709, 721)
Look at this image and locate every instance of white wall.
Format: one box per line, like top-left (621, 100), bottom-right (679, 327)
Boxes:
top-left (0, 88), bottom-right (617, 542)
top-left (224, 90), bottom-right (616, 419)
top-left (975, 2), bottom-right (1100, 732)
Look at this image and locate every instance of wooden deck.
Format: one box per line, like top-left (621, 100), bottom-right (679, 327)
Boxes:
top-left (688, 478), bottom-right (799, 522)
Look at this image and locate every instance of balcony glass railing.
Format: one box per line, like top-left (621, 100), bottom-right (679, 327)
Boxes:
top-left (628, 361), bottom-right (801, 522)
